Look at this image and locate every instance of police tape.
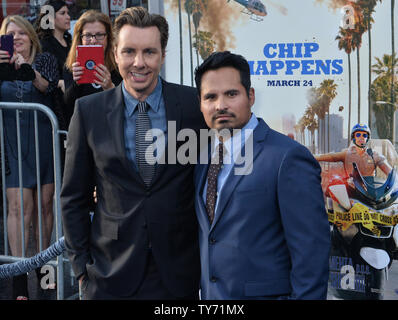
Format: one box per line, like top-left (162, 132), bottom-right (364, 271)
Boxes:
top-left (328, 202), bottom-right (398, 237)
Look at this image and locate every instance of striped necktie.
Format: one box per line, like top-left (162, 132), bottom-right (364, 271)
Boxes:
top-left (136, 101), bottom-right (155, 187)
top-left (205, 142), bottom-right (224, 224)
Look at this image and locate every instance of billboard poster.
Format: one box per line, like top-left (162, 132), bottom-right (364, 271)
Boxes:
top-left (163, 0), bottom-right (398, 299)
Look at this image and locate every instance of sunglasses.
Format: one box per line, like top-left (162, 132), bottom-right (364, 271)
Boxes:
top-left (355, 132), bottom-right (368, 138)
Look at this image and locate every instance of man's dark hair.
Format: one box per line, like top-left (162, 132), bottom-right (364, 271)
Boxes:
top-left (194, 51), bottom-right (251, 98)
top-left (114, 6), bottom-right (169, 53)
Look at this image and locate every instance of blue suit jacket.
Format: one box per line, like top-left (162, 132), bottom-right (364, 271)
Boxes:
top-left (194, 118), bottom-right (331, 300)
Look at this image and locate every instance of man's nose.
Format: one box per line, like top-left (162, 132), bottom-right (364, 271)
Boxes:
top-left (215, 97), bottom-right (227, 111)
top-left (133, 52), bottom-right (145, 68)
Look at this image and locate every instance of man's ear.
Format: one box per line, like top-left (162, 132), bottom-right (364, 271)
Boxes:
top-left (161, 50), bottom-right (166, 65)
top-left (249, 87), bottom-right (255, 107)
top-left (198, 94), bottom-right (203, 113)
top-left (114, 46), bottom-right (118, 64)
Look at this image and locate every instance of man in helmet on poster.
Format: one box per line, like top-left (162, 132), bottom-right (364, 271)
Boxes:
top-left (315, 123), bottom-right (392, 178)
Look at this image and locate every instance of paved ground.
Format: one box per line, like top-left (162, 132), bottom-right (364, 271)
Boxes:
top-left (0, 203), bottom-right (79, 300)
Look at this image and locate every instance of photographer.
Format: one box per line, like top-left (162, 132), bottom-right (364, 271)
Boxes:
top-left (0, 15), bottom-right (59, 300)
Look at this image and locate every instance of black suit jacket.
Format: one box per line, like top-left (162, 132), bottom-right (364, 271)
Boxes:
top-left (61, 79), bottom-right (206, 298)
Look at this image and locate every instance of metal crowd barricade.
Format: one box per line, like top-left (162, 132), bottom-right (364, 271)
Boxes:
top-left (0, 102), bottom-right (65, 300)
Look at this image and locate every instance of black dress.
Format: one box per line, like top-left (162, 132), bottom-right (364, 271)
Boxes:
top-left (0, 53), bottom-right (59, 188)
top-left (40, 33), bottom-right (71, 80)
top-left (40, 33), bottom-right (71, 130)
top-left (63, 68), bottom-right (122, 128)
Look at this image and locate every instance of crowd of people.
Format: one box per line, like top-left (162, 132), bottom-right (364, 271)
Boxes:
top-left (0, 2), bottom-right (331, 301)
top-left (0, 0), bottom-right (122, 299)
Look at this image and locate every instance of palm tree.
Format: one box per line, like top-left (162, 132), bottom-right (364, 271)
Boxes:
top-left (391, 0), bottom-right (395, 142)
top-left (358, 0), bottom-right (382, 126)
top-left (304, 105), bottom-right (318, 153)
top-left (307, 87), bottom-right (328, 153)
top-left (178, 0), bottom-right (183, 84)
top-left (294, 124), bottom-right (302, 144)
top-left (191, 0), bottom-right (208, 66)
top-left (319, 80), bottom-right (338, 152)
top-left (351, 2), bottom-right (367, 123)
top-left (336, 27), bottom-right (353, 146)
top-left (193, 31), bottom-right (216, 60)
top-left (371, 53), bottom-right (398, 140)
top-left (298, 116), bottom-right (307, 146)
top-left (185, 0), bottom-right (195, 86)
top-left (372, 53), bottom-right (397, 78)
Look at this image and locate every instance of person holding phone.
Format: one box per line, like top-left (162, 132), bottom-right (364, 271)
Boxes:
top-left (0, 15), bottom-right (60, 300)
top-left (64, 10), bottom-right (122, 128)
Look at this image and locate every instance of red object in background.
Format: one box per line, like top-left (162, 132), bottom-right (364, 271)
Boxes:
top-left (76, 45), bottom-right (104, 84)
top-left (0, 0), bottom-right (30, 24)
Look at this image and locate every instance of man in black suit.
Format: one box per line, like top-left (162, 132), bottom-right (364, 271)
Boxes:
top-left (61, 7), bottom-right (206, 299)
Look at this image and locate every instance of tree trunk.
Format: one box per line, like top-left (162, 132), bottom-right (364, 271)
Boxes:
top-left (392, 0), bottom-right (395, 146)
top-left (357, 48), bottom-right (361, 123)
top-left (312, 130), bottom-right (316, 153)
top-left (368, 19), bottom-right (372, 127)
top-left (348, 53), bottom-right (352, 147)
top-left (178, 0), bottom-right (183, 84)
top-left (187, 13), bottom-right (194, 86)
top-left (323, 117), bottom-right (326, 153)
top-left (327, 109), bottom-right (330, 152)
top-left (195, 27), bottom-right (199, 67)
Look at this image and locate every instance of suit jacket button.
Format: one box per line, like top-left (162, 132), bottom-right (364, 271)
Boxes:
top-left (210, 238), bottom-right (216, 244)
top-left (210, 276), bottom-right (217, 282)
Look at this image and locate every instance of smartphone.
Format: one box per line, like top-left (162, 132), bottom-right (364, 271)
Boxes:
top-left (0, 34), bottom-right (14, 57)
top-left (76, 45), bottom-right (104, 84)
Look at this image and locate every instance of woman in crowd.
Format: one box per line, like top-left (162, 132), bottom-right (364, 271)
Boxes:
top-left (35, 0), bottom-right (71, 93)
top-left (0, 15), bottom-right (59, 300)
top-left (35, 0), bottom-right (71, 132)
top-left (64, 10), bottom-right (121, 127)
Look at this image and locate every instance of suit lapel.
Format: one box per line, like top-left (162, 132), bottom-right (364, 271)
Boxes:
top-left (106, 84), bottom-right (142, 182)
top-left (195, 159), bottom-right (211, 228)
top-left (210, 119), bottom-right (269, 231)
top-left (151, 79), bottom-right (182, 183)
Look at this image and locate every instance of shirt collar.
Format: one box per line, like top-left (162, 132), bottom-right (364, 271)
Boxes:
top-left (212, 113), bottom-right (258, 163)
top-left (122, 76), bottom-right (163, 117)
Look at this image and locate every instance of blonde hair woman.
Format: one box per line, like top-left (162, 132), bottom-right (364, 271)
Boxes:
top-left (0, 15), bottom-right (59, 300)
top-left (64, 10), bottom-right (121, 127)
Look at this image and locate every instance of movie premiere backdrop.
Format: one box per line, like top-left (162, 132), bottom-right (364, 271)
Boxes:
top-left (162, 0), bottom-right (397, 300)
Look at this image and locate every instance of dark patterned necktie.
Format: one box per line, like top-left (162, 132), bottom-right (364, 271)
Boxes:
top-left (136, 101), bottom-right (155, 187)
top-left (205, 142), bottom-right (224, 224)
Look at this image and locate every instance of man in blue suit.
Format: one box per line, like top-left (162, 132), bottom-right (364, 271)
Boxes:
top-left (194, 51), bottom-right (331, 300)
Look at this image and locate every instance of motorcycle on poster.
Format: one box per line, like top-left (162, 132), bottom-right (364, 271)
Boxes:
top-left (321, 137), bottom-right (398, 299)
